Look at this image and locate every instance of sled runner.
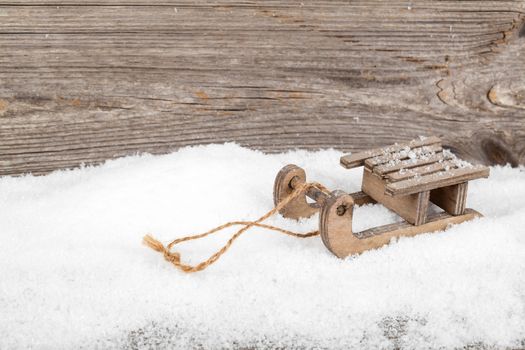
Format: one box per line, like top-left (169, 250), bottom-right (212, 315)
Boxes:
top-left (274, 136), bottom-right (490, 258)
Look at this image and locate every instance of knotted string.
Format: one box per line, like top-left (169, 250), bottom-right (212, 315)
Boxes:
top-left (143, 181), bottom-right (325, 273)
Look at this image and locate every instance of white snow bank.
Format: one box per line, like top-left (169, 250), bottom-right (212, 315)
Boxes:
top-left (0, 143), bottom-right (524, 349)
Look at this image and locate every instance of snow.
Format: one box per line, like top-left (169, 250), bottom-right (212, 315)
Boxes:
top-left (1, 143), bottom-right (524, 349)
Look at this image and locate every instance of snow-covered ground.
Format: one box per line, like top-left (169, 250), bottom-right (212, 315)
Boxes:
top-left (1, 143), bottom-right (524, 349)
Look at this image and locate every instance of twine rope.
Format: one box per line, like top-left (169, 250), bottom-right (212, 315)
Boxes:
top-left (143, 181), bottom-right (326, 273)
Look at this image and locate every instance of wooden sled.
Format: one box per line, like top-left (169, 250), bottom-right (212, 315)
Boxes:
top-left (273, 136), bottom-right (490, 258)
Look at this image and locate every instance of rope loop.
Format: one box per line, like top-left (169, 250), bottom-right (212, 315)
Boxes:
top-left (143, 181), bottom-right (323, 273)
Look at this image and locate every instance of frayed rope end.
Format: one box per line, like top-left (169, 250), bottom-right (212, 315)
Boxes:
top-left (143, 234), bottom-right (166, 253)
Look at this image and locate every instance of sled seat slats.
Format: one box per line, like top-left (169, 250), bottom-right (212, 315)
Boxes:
top-left (372, 151), bottom-right (451, 176)
top-left (340, 136), bottom-right (489, 223)
top-left (364, 144), bottom-right (443, 169)
top-left (385, 160), bottom-right (458, 182)
top-left (340, 136), bottom-right (441, 169)
top-left (385, 166), bottom-right (490, 197)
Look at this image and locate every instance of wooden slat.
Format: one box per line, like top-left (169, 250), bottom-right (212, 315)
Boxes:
top-left (373, 152), bottom-right (450, 176)
top-left (354, 208), bottom-right (481, 239)
top-left (385, 166), bottom-right (490, 196)
top-left (386, 160), bottom-right (458, 182)
top-left (340, 136), bottom-right (442, 169)
top-left (364, 143), bottom-right (443, 169)
top-left (348, 191), bottom-right (376, 206)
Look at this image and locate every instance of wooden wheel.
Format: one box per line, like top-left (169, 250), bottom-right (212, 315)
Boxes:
top-left (273, 164), bottom-right (318, 220)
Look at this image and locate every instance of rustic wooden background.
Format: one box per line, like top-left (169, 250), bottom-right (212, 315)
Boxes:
top-left (1, 1), bottom-right (524, 176)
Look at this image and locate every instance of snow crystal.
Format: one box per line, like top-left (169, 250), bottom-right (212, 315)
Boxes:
top-left (0, 143), bottom-right (524, 349)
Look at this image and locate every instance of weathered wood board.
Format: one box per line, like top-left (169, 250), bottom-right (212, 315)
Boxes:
top-left (1, 1), bottom-right (524, 176)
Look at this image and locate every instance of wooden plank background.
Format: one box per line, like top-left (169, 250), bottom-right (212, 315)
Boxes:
top-left (0, 1), bottom-right (524, 176)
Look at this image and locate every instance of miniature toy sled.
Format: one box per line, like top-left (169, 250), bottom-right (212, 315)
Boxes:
top-left (144, 136), bottom-right (491, 273)
top-left (274, 136), bottom-right (490, 258)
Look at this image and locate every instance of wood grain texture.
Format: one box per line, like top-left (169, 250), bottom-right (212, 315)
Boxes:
top-left (361, 167), bottom-right (423, 224)
top-left (430, 182), bottom-right (468, 215)
top-left (1, 1), bottom-right (525, 176)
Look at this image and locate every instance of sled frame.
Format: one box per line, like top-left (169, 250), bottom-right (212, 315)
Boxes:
top-left (274, 136), bottom-right (490, 258)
